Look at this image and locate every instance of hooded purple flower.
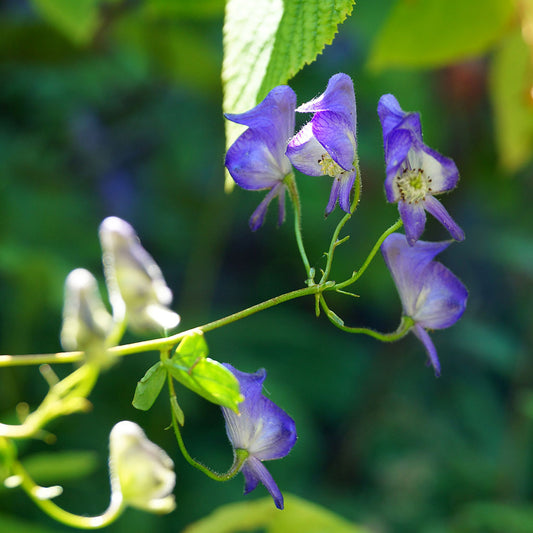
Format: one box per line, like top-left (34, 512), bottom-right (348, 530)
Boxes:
top-left (381, 233), bottom-right (468, 376)
top-left (378, 94), bottom-right (465, 246)
top-left (287, 73), bottom-right (357, 215)
top-left (225, 86), bottom-right (296, 231)
top-left (221, 364), bottom-right (297, 510)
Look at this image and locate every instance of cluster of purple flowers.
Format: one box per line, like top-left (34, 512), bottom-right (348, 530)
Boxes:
top-left (223, 75), bottom-right (468, 507)
top-left (225, 74), bottom-right (467, 377)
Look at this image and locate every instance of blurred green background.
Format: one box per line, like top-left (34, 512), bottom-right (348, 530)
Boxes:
top-left (1, 0), bottom-right (533, 532)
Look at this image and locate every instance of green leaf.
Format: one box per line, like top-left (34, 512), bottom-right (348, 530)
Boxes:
top-left (182, 494), bottom-right (368, 533)
top-left (132, 361), bottom-right (167, 411)
top-left (165, 331), bottom-right (243, 412)
top-left (222, 0), bottom-right (355, 190)
top-left (489, 29), bottom-right (533, 172)
top-left (30, 0), bottom-right (99, 45)
top-left (368, 0), bottom-right (515, 71)
top-left (0, 513), bottom-right (60, 533)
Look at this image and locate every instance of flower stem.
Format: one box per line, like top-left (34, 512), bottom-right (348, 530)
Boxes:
top-left (284, 173), bottom-right (312, 280)
top-left (10, 460), bottom-right (124, 529)
top-left (321, 300), bottom-right (414, 341)
top-left (335, 218), bottom-right (403, 290)
top-left (0, 285), bottom-right (323, 367)
top-left (168, 375), bottom-right (248, 481)
top-left (320, 165), bottom-right (362, 284)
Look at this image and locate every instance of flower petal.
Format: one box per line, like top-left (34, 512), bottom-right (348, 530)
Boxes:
top-left (424, 195), bottom-right (465, 241)
top-left (297, 73), bottom-right (356, 122)
top-left (242, 456), bottom-right (284, 509)
top-left (398, 200), bottom-right (427, 246)
top-left (221, 364), bottom-right (297, 460)
top-left (286, 123), bottom-right (325, 176)
top-left (312, 111), bottom-right (356, 171)
top-left (338, 170), bottom-right (357, 213)
top-left (412, 261), bottom-right (468, 330)
top-left (225, 128), bottom-right (288, 190)
top-left (378, 94), bottom-right (422, 142)
top-left (384, 128), bottom-right (414, 201)
top-left (325, 177), bottom-right (342, 216)
top-left (412, 324), bottom-right (441, 377)
top-left (381, 233), bottom-right (451, 316)
top-left (248, 183), bottom-right (285, 231)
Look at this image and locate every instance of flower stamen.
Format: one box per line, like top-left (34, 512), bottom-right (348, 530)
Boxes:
top-left (395, 167), bottom-right (431, 204)
top-left (318, 154), bottom-right (345, 177)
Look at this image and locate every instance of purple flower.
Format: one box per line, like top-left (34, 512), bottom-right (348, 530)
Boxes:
top-left (381, 233), bottom-right (468, 376)
top-left (225, 86), bottom-right (296, 231)
top-left (378, 94), bottom-right (465, 246)
top-left (221, 364), bottom-right (297, 509)
top-left (287, 73), bottom-right (357, 215)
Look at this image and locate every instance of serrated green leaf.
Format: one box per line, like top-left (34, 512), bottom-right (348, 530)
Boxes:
top-left (166, 331), bottom-right (243, 412)
top-left (132, 361), bottom-right (167, 411)
top-left (222, 0), bottom-right (355, 190)
top-left (182, 494), bottom-right (368, 533)
top-left (30, 0), bottom-right (99, 45)
top-left (490, 28), bottom-right (533, 172)
top-left (368, 0), bottom-right (515, 71)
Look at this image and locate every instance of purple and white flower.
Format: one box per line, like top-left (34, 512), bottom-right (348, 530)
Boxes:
top-left (225, 86), bottom-right (296, 231)
top-left (378, 94), bottom-right (465, 246)
top-left (221, 364), bottom-right (297, 509)
top-left (287, 73), bottom-right (358, 215)
top-left (381, 233), bottom-right (468, 376)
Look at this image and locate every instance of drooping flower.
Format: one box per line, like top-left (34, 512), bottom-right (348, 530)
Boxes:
top-left (225, 86), bottom-right (296, 230)
top-left (99, 217), bottom-right (180, 332)
top-left (287, 73), bottom-right (358, 215)
top-left (378, 94), bottom-right (465, 246)
top-left (60, 268), bottom-right (114, 356)
top-left (381, 233), bottom-right (468, 376)
top-left (221, 364), bottom-right (297, 510)
top-left (108, 421), bottom-right (176, 514)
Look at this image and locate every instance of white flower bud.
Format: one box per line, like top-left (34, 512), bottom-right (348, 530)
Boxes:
top-left (61, 268), bottom-right (113, 354)
top-left (109, 421), bottom-right (176, 514)
top-left (99, 217), bottom-right (180, 332)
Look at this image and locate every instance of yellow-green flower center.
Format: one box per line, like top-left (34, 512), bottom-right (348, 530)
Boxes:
top-left (319, 154), bottom-right (344, 177)
top-left (395, 167), bottom-right (432, 203)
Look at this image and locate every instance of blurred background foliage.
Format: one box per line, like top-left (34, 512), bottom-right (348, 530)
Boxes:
top-left (0, 0), bottom-right (533, 531)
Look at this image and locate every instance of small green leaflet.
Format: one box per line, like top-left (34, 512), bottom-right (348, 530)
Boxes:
top-left (165, 331), bottom-right (243, 413)
top-left (222, 0), bottom-right (355, 191)
top-left (132, 361), bottom-right (167, 411)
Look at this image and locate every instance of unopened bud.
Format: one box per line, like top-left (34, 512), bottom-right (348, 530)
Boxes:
top-left (99, 217), bottom-right (180, 332)
top-left (109, 421), bottom-right (176, 513)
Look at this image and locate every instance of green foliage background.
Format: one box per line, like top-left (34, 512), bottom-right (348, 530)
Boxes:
top-left (1, 0), bottom-right (533, 532)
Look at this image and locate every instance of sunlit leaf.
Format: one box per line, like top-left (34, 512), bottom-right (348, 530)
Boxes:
top-left (182, 494), bottom-right (367, 533)
top-left (490, 29), bottom-right (533, 172)
top-left (132, 361), bottom-right (167, 411)
top-left (368, 0), bottom-right (515, 70)
top-left (222, 0), bottom-right (355, 190)
top-left (30, 0), bottom-right (99, 45)
top-left (165, 331), bottom-right (243, 412)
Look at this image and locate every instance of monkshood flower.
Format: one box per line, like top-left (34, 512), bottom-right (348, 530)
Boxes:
top-left (381, 233), bottom-right (468, 376)
top-left (225, 86), bottom-right (296, 230)
top-left (60, 268), bottom-right (113, 362)
top-left (109, 421), bottom-right (176, 513)
top-left (287, 73), bottom-right (357, 215)
top-left (378, 94), bottom-right (465, 246)
top-left (99, 217), bottom-right (180, 332)
top-left (221, 364), bottom-right (297, 510)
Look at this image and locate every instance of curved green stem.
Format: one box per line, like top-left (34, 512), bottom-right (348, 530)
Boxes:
top-left (321, 297), bottom-right (414, 341)
top-left (336, 218), bottom-right (403, 290)
top-left (11, 460), bottom-right (124, 529)
top-left (320, 164), bottom-right (362, 284)
top-left (285, 174), bottom-right (312, 280)
top-left (168, 375), bottom-right (248, 481)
